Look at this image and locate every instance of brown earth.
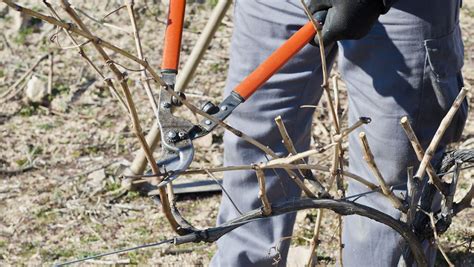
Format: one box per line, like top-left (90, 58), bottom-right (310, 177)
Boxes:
top-left (0, 0), bottom-right (473, 266)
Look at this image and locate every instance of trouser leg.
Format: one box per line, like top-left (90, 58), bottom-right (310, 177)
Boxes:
top-left (340, 0), bottom-right (467, 266)
top-left (210, 1), bottom-right (337, 266)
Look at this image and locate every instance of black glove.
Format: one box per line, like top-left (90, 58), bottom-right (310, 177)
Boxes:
top-left (308, 0), bottom-right (395, 45)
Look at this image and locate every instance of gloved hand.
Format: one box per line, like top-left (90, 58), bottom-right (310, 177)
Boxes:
top-left (308, 0), bottom-right (394, 45)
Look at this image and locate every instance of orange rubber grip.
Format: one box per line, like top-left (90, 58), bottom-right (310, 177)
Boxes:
top-left (233, 22), bottom-right (317, 100)
top-left (161, 0), bottom-right (186, 71)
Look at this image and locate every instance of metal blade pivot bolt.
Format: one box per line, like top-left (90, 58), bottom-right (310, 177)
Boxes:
top-left (167, 130), bottom-right (178, 141)
top-left (202, 101), bottom-right (220, 114)
top-left (205, 120), bottom-right (212, 125)
top-left (162, 102), bottom-right (172, 109)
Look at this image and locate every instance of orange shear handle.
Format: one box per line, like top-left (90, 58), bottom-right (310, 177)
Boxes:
top-left (161, 0), bottom-right (186, 72)
top-left (233, 22), bottom-right (317, 100)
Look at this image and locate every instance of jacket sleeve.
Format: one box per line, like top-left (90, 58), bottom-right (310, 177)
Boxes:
top-left (382, 0), bottom-right (398, 13)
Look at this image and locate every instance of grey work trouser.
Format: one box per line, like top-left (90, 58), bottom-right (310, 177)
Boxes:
top-left (210, 0), bottom-right (467, 266)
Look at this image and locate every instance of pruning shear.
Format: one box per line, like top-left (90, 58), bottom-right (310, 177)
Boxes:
top-left (155, 0), bottom-right (318, 189)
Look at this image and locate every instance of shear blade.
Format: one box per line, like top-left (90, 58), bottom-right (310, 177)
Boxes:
top-left (156, 144), bottom-right (194, 188)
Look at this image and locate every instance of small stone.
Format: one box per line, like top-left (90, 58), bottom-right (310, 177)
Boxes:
top-left (25, 75), bottom-right (47, 103)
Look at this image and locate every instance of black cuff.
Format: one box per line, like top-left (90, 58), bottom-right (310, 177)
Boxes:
top-left (381, 0), bottom-right (398, 14)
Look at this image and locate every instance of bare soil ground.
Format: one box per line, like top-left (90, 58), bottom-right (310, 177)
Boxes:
top-left (0, 1), bottom-right (473, 266)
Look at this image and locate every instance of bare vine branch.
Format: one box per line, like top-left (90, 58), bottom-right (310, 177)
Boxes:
top-left (58, 0), bottom-right (184, 234)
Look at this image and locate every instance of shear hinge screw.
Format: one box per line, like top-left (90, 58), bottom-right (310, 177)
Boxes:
top-left (167, 130), bottom-right (178, 141)
top-left (204, 120), bottom-right (212, 125)
top-left (162, 102), bottom-right (172, 109)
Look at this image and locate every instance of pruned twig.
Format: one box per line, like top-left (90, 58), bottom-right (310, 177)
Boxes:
top-left (275, 115), bottom-right (326, 194)
top-left (359, 132), bottom-right (406, 212)
top-left (400, 116), bottom-right (447, 195)
top-left (307, 209), bottom-right (323, 267)
top-left (426, 211), bottom-right (454, 267)
top-left (406, 167), bottom-right (420, 225)
top-left (125, 0), bottom-right (160, 120)
top-left (414, 88), bottom-right (468, 180)
top-left (255, 166), bottom-right (272, 216)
